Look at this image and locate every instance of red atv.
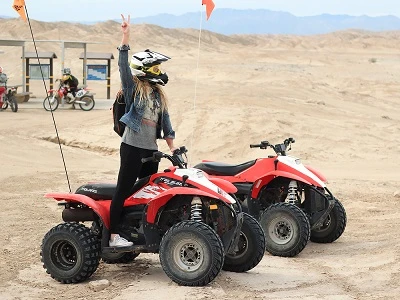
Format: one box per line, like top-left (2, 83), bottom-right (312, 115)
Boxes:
top-left (195, 138), bottom-right (347, 257)
top-left (41, 147), bottom-right (265, 286)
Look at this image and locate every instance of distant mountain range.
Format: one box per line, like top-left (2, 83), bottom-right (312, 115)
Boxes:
top-left (2, 9), bottom-right (400, 35)
top-left (129, 9), bottom-right (400, 35)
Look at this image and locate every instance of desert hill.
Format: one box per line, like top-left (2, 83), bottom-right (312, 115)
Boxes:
top-left (0, 18), bottom-right (398, 170)
top-left (1, 18), bottom-right (400, 101)
top-left (0, 17), bottom-right (400, 300)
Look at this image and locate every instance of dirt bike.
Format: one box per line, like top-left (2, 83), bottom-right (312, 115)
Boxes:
top-left (0, 86), bottom-right (18, 112)
top-left (43, 80), bottom-right (95, 111)
top-left (41, 146), bottom-right (265, 286)
top-left (195, 138), bottom-right (347, 258)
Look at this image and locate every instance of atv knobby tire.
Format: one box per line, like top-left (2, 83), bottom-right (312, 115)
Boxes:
top-left (159, 220), bottom-right (224, 286)
top-left (223, 213), bottom-right (265, 272)
top-left (40, 222), bottom-right (101, 283)
top-left (260, 203), bottom-right (310, 257)
top-left (310, 199), bottom-right (347, 243)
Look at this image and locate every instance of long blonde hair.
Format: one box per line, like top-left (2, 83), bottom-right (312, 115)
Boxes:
top-left (133, 77), bottom-right (168, 111)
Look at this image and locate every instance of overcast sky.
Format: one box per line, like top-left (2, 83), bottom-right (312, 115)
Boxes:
top-left (2, 0), bottom-right (400, 21)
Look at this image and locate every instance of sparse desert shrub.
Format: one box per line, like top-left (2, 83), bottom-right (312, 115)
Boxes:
top-left (369, 58), bottom-right (377, 63)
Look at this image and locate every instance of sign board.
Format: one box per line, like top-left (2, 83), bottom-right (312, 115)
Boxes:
top-left (30, 64), bottom-right (50, 80)
top-left (87, 64), bottom-right (107, 81)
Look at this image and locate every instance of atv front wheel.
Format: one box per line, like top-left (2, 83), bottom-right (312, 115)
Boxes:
top-left (159, 220), bottom-right (224, 286)
top-left (260, 203), bottom-right (310, 257)
top-left (40, 222), bottom-right (101, 283)
top-left (223, 213), bottom-right (265, 272)
top-left (311, 199), bottom-right (347, 243)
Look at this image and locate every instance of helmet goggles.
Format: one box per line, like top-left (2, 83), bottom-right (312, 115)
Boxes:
top-left (142, 64), bottom-right (161, 76)
top-left (130, 63), bottom-right (162, 76)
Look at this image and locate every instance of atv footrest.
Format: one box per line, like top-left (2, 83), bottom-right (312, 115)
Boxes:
top-left (102, 244), bottom-right (146, 254)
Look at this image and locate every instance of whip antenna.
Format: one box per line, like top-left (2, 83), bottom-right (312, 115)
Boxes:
top-left (17, 2), bottom-right (72, 192)
top-left (189, 0), bottom-right (215, 166)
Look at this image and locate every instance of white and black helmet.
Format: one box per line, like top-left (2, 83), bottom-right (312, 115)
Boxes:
top-left (130, 49), bottom-right (171, 85)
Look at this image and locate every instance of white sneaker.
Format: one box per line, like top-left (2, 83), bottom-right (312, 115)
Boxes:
top-left (66, 93), bottom-right (75, 103)
top-left (109, 234), bottom-right (133, 247)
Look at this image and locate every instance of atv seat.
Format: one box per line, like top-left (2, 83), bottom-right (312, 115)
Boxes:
top-left (194, 160), bottom-right (256, 176)
top-left (75, 176), bottom-right (150, 200)
top-left (75, 183), bottom-right (116, 200)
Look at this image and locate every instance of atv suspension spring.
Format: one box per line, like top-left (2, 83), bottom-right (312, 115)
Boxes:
top-left (191, 196), bottom-right (203, 221)
top-left (285, 180), bottom-right (299, 205)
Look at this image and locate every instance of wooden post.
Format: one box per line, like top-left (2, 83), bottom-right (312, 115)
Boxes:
top-left (107, 59), bottom-right (111, 99)
top-left (83, 44), bottom-right (87, 87)
top-left (25, 58), bottom-right (30, 93)
top-left (50, 58), bottom-right (54, 90)
top-left (22, 45), bottom-right (26, 92)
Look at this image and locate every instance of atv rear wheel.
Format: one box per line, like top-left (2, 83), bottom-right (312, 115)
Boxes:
top-left (311, 199), bottom-right (347, 243)
top-left (40, 222), bottom-right (101, 283)
top-left (159, 220), bottom-right (224, 286)
top-left (260, 203), bottom-right (310, 257)
top-left (223, 213), bottom-right (265, 272)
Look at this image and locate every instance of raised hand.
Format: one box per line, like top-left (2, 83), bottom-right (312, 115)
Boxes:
top-left (121, 14), bottom-right (130, 35)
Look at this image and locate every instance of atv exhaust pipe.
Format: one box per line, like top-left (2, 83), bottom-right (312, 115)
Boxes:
top-left (62, 208), bottom-right (96, 222)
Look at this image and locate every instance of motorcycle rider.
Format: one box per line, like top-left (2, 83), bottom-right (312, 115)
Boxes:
top-left (60, 68), bottom-right (79, 103)
top-left (0, 67), bottom-right (8, 108)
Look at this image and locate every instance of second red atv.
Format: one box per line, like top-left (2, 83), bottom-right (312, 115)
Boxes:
top-left (195, 138), bottom-right (347, 257)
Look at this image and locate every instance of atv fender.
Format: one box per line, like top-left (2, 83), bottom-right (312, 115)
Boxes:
top-left (44, 193), bottom-right (109, 227)
top-left (305, 165), bottom-right (327, 183)
top-left (208, 177), bottom-right (238, 194)
top-left (145, 187), bottom-right (221, 224)
top-left (251, 170), bottom-right (313, 199)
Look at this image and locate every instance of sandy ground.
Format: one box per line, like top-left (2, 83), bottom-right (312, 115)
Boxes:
top-left (1, 19), bottom-right (400, 299)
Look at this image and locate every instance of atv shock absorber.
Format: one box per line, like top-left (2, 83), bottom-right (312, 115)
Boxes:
top-left (191, 196), bottom-right (202, 221)
top-left (285, 180), bottom-right (298, 205)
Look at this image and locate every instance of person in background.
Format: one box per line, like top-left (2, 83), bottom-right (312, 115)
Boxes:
top-left (0, 67), bottom-right (8, 108)
top-left (109, 14), bottom-right (176, 247)
top-left (60, 68), bottom-right (79, 103)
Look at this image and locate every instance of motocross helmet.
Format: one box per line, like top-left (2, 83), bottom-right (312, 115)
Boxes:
top-left (62, 68), bottom-right (71, 75)
top-left (130, 49), bottom-right (171, 85)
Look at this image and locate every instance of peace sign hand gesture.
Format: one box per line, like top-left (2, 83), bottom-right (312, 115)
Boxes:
top-left (121, 14), bottom-right (130, 35)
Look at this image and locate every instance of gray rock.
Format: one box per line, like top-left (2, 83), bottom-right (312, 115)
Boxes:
top-left (89, 279), bottom-right (111, 292)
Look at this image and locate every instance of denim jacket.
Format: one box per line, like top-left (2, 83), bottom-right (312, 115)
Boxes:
top-left (118, 45), bottom-right (175, 139)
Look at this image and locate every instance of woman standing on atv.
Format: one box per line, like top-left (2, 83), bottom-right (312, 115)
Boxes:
top-left (109, 14), bottom-right (176, 247)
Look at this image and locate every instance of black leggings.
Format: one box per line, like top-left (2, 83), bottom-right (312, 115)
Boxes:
top-left (109, 142), bottom-right (159, 233)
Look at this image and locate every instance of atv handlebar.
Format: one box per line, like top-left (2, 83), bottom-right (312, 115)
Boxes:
top-left (141, 146), bottom-right (188, 168)
top-left (250, 137), bottom-right (295, 156)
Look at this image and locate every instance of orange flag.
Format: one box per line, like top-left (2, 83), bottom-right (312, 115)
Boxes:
top-left (12, 0), bottom-right (27, 22)
top-left (202, 0), bottom-right (215, 20)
